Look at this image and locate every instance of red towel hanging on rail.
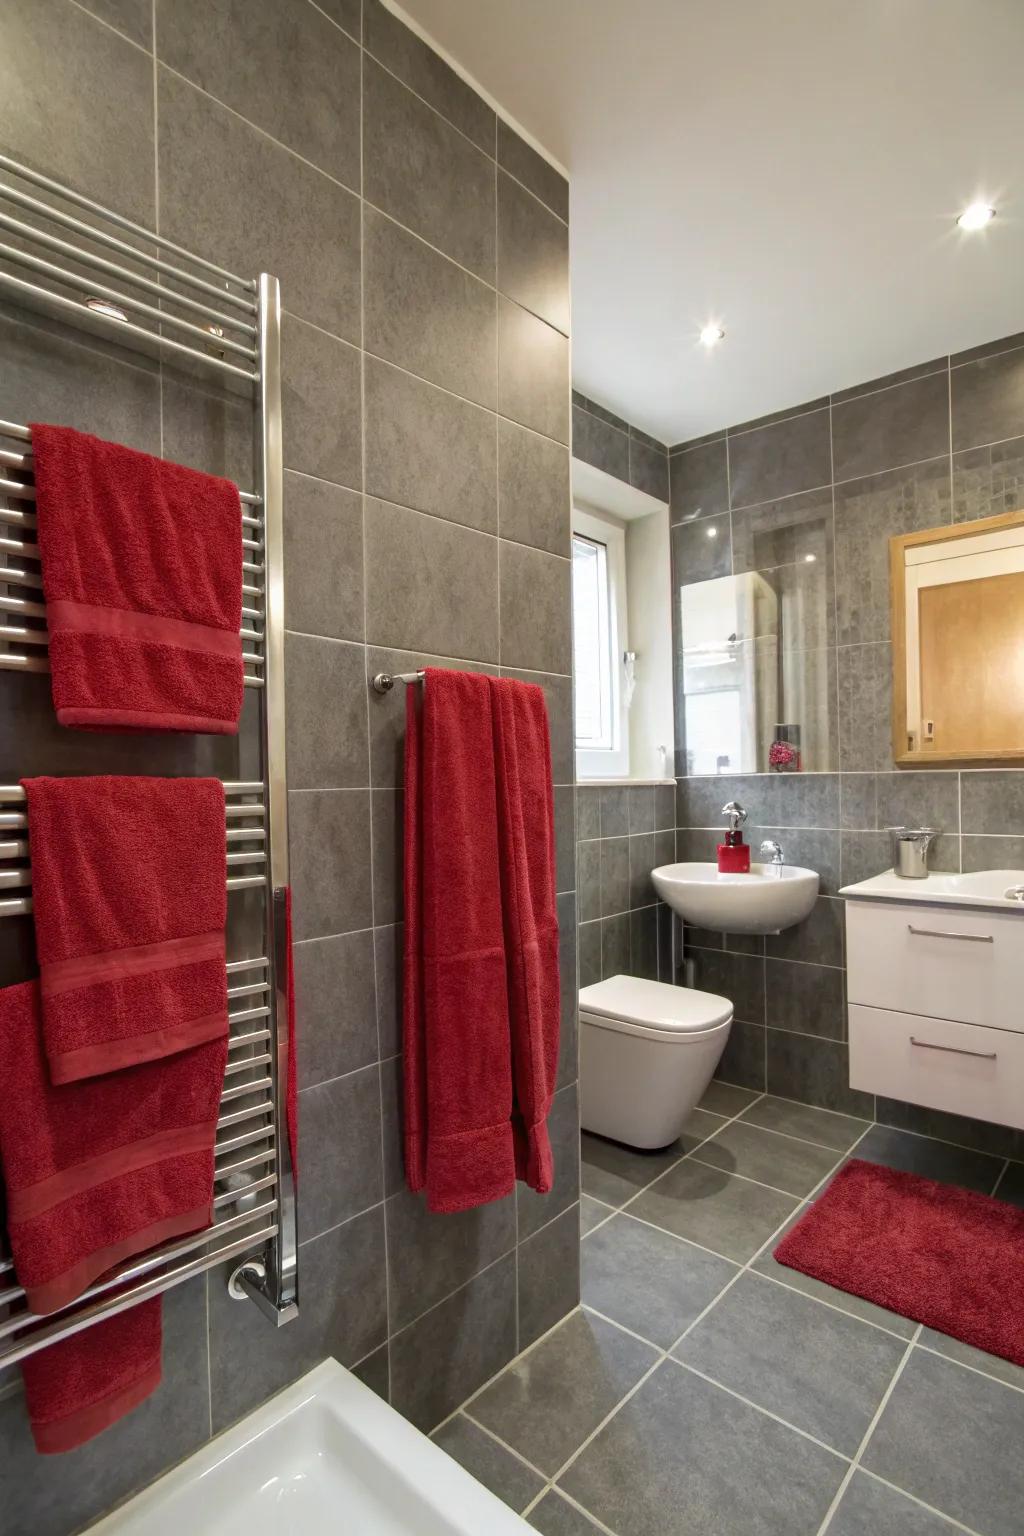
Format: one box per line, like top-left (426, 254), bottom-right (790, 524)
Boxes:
top-left (29, 423), bottom-right (244, 734)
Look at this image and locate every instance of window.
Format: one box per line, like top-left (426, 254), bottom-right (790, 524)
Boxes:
top-left (572, 507), bottom-right (629, 777)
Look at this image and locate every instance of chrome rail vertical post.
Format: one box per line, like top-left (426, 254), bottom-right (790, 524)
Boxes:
top-left (240, 272), bottom-right (298, 1324)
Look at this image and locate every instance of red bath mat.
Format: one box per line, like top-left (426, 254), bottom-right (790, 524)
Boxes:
top-left (774, 1158), bottom-right (1024, 1367)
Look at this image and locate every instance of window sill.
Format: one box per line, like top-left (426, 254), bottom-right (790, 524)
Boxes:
top-left (576, 777), bottom-right (675, 787)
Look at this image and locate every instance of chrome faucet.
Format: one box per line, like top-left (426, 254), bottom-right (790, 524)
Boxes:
top-left (760, 838), bottom-right (785, 868)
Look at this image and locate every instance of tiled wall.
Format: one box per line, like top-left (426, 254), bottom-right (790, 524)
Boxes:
top-left (576, 783), bottom-right (676, 989)
top-left (669, 333), bottom-right (1024, 1154)
top-left (0, 2), bottom-right (578, 1529)
top-left (572, 391), bottom-right (669, 501)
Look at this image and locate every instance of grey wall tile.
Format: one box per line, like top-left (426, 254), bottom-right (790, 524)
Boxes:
top-left (157, 0), bottom-right (360, 189)
top-left (158, 68), bottom-right (361, 341)
top-left (960, 769), bottom-right (1024, 833)
top-left (832, 370), bottom-right (950, 482)
top-left (728, 408), bottom-right (831, 509)
top-left (364, 55), bottom-right (495, 281)
top-left (875, 771), bottom-right (960, 838)
top-left (289, 789), bottom-right (372, 940)
top-left (579, 919), bottom-right (601, 987)
top-left (576, 786), bottom-right (602, 840)
top-left (629, 435), bottom-right (669, 501)
top-left (366, 498), bottom-right (499, 660)
top-left (962, 833), bottom-right (1024, 871)
top-left (838, 643), bottom-right (893, 772)
top-left (364, 205), bottom-right (497, 408)
top-left (600, 913), bottom-right (630, 978)
top-left (766, 895), bottom-right (844, 966)
top-left (952, 343), bottom-right (1024, 451)
top-left (385, 1187), bottom-right (516, 1331)
top-left (498, 418), bottom-right (571, 556)
top-left (363, 0), bottom-right (495, 153)
top-left (285, 634), bottom-right (369, 789)
top-left (2, 0), bottom-right (154, 224)
top-left (518, 1082), bottom-right (581, 1239)
top-left (953, 436), bottom-right (1024, 523)
top-left (631, 905), bottom-right (659, 979)
top-left (365, 355), bottom-right (497, 533)
top-left (294, 928), bottom-right (378, 1088)
top-left (573, 393), bottom-right (629, 431)
top-left (600, 837), bottom-right (630, 917)
top-left (556, 892), bottom-right (579, 1089)
top-left (715, 1019), bottom-right (767, 1091)
top-left (497, 120), bottom-right (569, 220)
top-left (517, 1204), bottom-right (581, 1349)
top-left (208, 1207), bottom-right (387, 1432)
top-left (555, 785), bottom-right (576, 892)
top-left (628, 832), bottom-right (656, 909)
top-left (374, 923), bottom-right (402, 1062)
top-left (578, 841), bottom-right (600, 923)
top-left (628, 785), bottom-right (657, 833)
top-left (689, 948), bottom-right (764, 1025)
top-left (160, 369), bottom-right (254, 485)
top-left (765, 958), bottom-right (845, 1039)
top-left (281, 315), bottom-right (362, 487)
top-left (602, 788), bottom-right (635, 836)
top-left (499, 542), bottom-right (571, 673)
top-left (767, 1030), bottom-right (874, 1118)
top-left (283, 473), bottom-right (364, 642)
top-left (672, 512), bottom-right (732, 582)
top-left (572, 404), bottom-right (629, 481)
top-left (297, 1062), bottom-right (383, 1241)
top-left (834, 458), bottom-right (950, 645)
top-left (499, 297), bottom-right (570, 444)
top-left (670, 438), bottom-right (728, 523)
top-left (371, 787), bottom-right (403, 926)
top-left (497, 171), bottom-right (570, 334)
top-left (389, 1256), bottom-right (517, 1432)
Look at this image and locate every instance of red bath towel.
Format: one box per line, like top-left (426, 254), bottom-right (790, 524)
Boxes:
top-left (22, 775), bottom-right (229, 1082)
top-left (20, 1299), bottom-right (163, 1455)
top-left (490, 678), bottom-right (560, 1194)
top-left (30, 423), bottom-right (243, 734)
top-left (0, 980), bottom-right (226, 1315)
top-left (403, 670), bottom-right (517, 1213)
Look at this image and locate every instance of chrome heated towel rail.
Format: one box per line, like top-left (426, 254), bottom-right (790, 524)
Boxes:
top-left (0, 154), bottom-right (297, 1369)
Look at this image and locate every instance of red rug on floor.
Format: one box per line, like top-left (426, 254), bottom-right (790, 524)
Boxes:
top-left (774, 1158), bottom-right (1024, 1367)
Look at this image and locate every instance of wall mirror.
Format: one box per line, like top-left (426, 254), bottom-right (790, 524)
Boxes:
top-left (891, 509), bottom-right (1024, 763)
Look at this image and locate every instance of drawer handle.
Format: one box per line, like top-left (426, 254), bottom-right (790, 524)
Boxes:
top-left (910, 1036), bottom-right (998, 1061)
top-left (907, 925), bottom-right (994, 944)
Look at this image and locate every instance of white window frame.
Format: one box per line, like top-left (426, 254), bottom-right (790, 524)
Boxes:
top-left (573, 505), bottom-right (630, 779)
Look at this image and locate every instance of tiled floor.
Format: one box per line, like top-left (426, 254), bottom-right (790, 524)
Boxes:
top-left (432, 1086), bottom-right (1024, 1536)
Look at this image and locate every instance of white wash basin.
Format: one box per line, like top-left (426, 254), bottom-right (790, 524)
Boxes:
top-left (85, 1359), bottom-right (528, 1535)
top-left (840, 868), bottom-right (1024, 913)
top-left (652, 861), bottom-right (819, 934)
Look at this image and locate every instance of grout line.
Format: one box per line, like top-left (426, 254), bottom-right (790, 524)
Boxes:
top-left (67, 0), bottom-right (150, 52)
top-left (990, 1158), bottom-right (1011, 1198)
top-left (297, 1195), bottom-right (386, 1250)
top-left (308, 0), bottom-right (360, 46)
top-left (670, 1356), bottom-right (851, 1461)
top-left (858, 1468), bottom-right (986, 1536)
top-left (456, 1410), bottom-right (551, 1482)
top-left (912, 1338), bottom-right (1024, 1398)
top-left (683, 1146), bottom-right (844, 1201)
top-left (813, 1325), bottom-right (922, 1536)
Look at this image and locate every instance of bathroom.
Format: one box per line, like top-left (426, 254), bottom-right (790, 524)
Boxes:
top-left (0, 0), bottom-right (1022, 1533)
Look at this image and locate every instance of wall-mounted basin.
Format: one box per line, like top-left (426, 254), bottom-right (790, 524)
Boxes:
top-left (652, 861), bottom-right (819, 934)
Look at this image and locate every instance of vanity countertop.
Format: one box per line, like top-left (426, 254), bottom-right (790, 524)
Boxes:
top-left (840, 868), bottom-right (1024, 913)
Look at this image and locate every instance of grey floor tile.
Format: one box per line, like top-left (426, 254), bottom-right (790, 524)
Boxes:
top-left (470, 1309), bottom-right (658, 1477)
top-left (917, 1327), bottom-right (1024, 1394)
top-left (582, 1213), bottom-right (737, 1348)
top-left (691, 1120), bottom-right (843, 1197)
top-left (863, 1347), bottom-right (1024, 1536)
top-left (629, 1158), bottom-right (799, 1263)
top-left (558, 1358), bottom-right (846, 1536)
top-left (529, 1490), bottom-right (607, 1535)
top-left (739, 1095), bottom-right (870, 1152)
top-left (673, 1271), bottom-right (906, 1456)
top-left (828, 1471), bottom-right (964, 1535)
top-left (855, 1125), bottom-right (1005, 1195)
top-left (698, 1081), bottom-right (761, 1118)
top-left (580, 1109), bottom-right (723, 1207)
top-left (580, 1195), bottom-right (615, 1236)
top-left (432, 1414), bottom-right (545, 1513)
top-left (753, 1205), bottom-right (918, 1340)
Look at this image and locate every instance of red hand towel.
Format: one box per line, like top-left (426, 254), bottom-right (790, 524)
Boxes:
top-left (23, 775), bottom-right (229, 1083)
top-left (0, 980), bottom-right (226, 1315)
top-left (29, 423), bottom-right (243, 734)
top-left (403, 670), bottom-right (517, 1213)
top-left (20, 1299), bottom-right (162, 1455)
top-left (489, 678), bottom-right (560, 1193)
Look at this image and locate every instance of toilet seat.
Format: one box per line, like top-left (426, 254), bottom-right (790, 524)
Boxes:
top-left (579, 974), bottom-right (732, 1040)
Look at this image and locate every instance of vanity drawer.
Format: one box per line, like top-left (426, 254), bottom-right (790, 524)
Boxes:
top-left (849, 1005), bottom-right (1024, 1131)
top-left (845, 900), bottom-right (1024, 1031)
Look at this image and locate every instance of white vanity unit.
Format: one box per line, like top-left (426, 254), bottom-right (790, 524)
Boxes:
top-left (841, 870), bottom-right (1024, 1130)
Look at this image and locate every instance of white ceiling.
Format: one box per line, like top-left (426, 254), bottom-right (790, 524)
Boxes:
top-left (395, 0), bottom-right (1024, 445)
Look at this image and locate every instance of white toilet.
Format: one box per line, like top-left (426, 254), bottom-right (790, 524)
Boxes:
top-left (579, 974), bottom-right (733, 1149)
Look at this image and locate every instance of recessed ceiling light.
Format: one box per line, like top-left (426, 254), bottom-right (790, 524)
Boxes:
top-left (957, 202), bottom-right (996, 231)
top-left (700, 323), bottom-right (725, 347)
top-left (706, 525), bottom-right (718, 538)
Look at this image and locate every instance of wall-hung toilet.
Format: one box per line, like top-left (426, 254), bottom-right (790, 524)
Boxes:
top-left (579, 975), bottom-right (733, 1149)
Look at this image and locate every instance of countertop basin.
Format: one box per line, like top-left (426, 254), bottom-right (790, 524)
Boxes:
top-left (651, 861), bottom-right (819, 934)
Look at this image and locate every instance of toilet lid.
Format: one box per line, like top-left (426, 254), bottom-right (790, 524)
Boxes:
top-left (579, 974), bottom-right (732, 1033)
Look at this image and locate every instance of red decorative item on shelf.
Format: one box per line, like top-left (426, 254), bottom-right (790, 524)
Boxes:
top-left (769, 739), bottom-right (797, 769)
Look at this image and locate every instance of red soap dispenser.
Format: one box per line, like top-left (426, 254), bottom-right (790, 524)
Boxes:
top-left (718, 800), bottom-right (751, 874)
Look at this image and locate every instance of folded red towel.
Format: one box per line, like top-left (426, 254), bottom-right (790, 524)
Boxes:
top-left (23, 775), bottom-right (229, 1082)
top-left (490, 678), bottom-right (560, 1194)
top-left (403, 670), bottom-right (517, 1213)
top-left (20, 1299), bottom-right (162, 1455)
top-left (0, 979), bottom-right (226, 1315)
top-left (30, 423), bottom-right (243, 734)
